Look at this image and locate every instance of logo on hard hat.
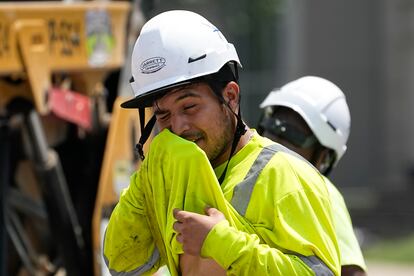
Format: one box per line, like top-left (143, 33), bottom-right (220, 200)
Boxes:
top-left (140, 57), bottom-right (166, 74)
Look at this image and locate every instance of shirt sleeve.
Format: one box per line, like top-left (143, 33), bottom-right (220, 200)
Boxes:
top-left (201, 186), bottom-right (340, 275)
top-left (103, 172), bottom-right (162, 275)
top-left (201, 220), bottom-right (314, 275)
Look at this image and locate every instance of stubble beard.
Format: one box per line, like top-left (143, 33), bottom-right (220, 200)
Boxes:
top-left (208, 110), bottom-right (236, 167)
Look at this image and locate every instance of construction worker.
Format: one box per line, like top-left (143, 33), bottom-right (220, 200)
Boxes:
top-left (104, 10), bottom-right (340, 275)
top-left (258, 76), bottom-right (367, 276)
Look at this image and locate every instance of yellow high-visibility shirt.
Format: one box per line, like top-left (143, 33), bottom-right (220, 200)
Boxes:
top-left (205, 130), bottom-right (340, 275)
top-left (104, 129), bottom-right (340, 275)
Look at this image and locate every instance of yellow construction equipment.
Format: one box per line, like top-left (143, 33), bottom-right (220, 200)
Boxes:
top-left (0, 1), bottom-right (131, 275)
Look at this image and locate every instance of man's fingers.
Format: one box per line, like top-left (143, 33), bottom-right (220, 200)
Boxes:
top-left (173, 208), bottom-right (181, 219)
top-left (176, 233), bottom-right (183, 243)
top-left (173, 220), bottom-right (182, 232)
top-left (173, 208), bottom-right (192, 222)
top-left (204, 206), bottom-right (220, 217)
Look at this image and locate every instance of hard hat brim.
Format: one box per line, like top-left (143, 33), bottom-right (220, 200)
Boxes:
top-left (121, 79), bottom-right (195, 109)
top-left (120, 92), bottom-right (157, 109)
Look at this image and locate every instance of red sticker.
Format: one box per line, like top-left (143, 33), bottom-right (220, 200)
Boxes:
top-left (49, 88), bottom-right (92, 130)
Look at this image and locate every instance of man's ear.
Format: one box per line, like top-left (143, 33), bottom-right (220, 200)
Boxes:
top-left (222, 81), bottom-right (240, 111)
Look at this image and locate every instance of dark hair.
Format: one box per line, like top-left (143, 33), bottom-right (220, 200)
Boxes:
top-left (203, 62), bottom-right (239, 104)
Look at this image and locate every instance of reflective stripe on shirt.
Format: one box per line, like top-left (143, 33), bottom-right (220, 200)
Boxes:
top-left (231, 143), bottom-right (333, 276)
top-left (103, 228), bottom-right (160, 276)
top-left (231, 143), bottom-right (311, 216)
top-left (296, 254), bottom-right (334, 276)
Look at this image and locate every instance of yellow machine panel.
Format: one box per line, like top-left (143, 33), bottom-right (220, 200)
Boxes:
top-left (0, 1), bottom-right (129, 75)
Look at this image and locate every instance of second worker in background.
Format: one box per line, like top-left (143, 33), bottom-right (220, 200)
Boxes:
top-left (258, 76), bottom-right (367, 276)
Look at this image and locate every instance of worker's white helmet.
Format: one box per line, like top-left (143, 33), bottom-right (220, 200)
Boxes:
top-left (121, 10), bottom-right (241, 108)
top-left (260, 76), bottom-right (351, 166)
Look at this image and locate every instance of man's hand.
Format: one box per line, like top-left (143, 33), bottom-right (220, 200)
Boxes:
top-left (173, 206), bottom-right (226, 256)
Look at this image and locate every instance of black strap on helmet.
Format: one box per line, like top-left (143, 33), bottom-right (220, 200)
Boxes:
top-left (217, 108), bottom-right (246, 184)
top-left (135, 108), bottom-right (156, 160)
top-left (310, 146), bottom-right (335, 176)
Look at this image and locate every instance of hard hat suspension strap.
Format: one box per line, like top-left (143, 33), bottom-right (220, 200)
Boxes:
top-left (217, 109), bottom-right (246, 184)
top-left (135, 108), bottom-right (156, 161)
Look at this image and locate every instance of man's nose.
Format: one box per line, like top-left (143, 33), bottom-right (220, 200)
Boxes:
top-left (170, 115), bottom-right (190, 136)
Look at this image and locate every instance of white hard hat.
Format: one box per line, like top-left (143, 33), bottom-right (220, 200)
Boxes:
top-left (260, 76), bottom-right (351, 165)
top-left (121, 10), bottom-right (241, 108)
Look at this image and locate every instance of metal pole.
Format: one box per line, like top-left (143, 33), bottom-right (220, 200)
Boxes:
top-left (23, 109), bottom-right (86, 275)
top-left (0, 116), bottom-right (10, 276)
